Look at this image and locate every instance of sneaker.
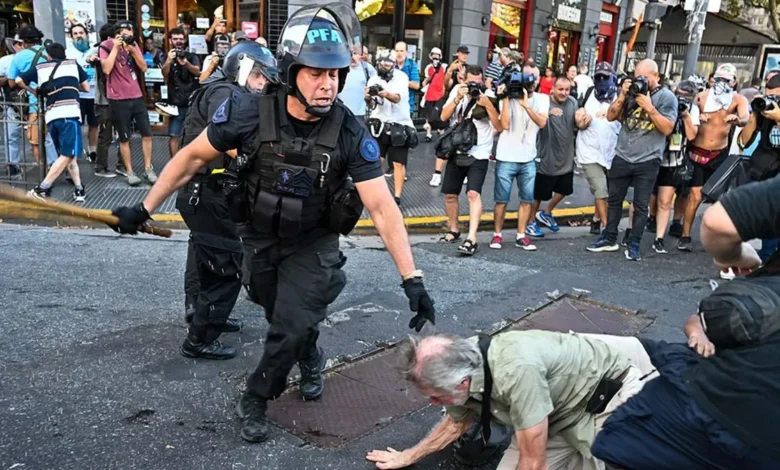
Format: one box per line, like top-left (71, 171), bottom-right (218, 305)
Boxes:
top-left (298, 347), bottom-right (327, 400)
top-left (625, 241), bottom-right (642, 261)
top-left (27, 185), bottom-right (50, 200)
top-left (154, 102), bottom-right (179, 116)
top-left (94, 168), bottom-right (117, 178)
top-left (525, 222), bottom-right (545, 238)
top-left (646, 216), bottom-right (657, 233)
top-left (425, 133), bottom-right (432, 142)
top-left (668, 221), bottom-right (684, 238)
top-left (87, 151), bottom-right (97, 164)
top-left (115, 165), bottom-right (128, 177)
top-left (143, 167), bottom-right (158, 184)
top-left (719, 267), bottom-right (736, 280)
top-left (126, 172), bottom-right (141, 186)
top-left (489, 235), bottom-right (503, 249)
top-left (515, 237), bottom-right (537, 251)
top-left (236, 391), bottom-right (270, 443)
top-left (653, 238), bottom-right (668, 254)
top-left (586, 236), bottom-right (620, 252)
top-left (621, 228), bottom-right (632, 247)
top-left (589, 219), bottom-right (601, 235)
top-left (677, 236), bottom-right (693, 252)
top-left (73, 187), bottom-right (86, 203)
top-left (429, 173), bottom-right (442, 187)
top-left (536, 211), bottom-right (560, 232)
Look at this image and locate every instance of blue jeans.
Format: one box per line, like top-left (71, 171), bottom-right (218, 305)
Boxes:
top-left (494, 160), bottom-right (536, 203)
top-left (3, 106), bottom-right (22, 164)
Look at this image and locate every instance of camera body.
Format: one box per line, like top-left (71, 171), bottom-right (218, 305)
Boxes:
top-left (368, 84), bottom-right (384, 97)
top-left (467, 81), bottom-right (485, 99)
top-left (629, 76), bottom-right (649, 95)
top-left (752, 96), bottom-right (778, 113)
top-left (121, 34), bottom-right (135, 46)
top-left (678, 96), bottom-right (691, 114)
top-left (505, 72), bottom-right (536, 99)
top-left (175, 49), bottom-right (187, 59)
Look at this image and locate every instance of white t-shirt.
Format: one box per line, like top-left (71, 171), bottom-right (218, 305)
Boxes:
top-left (65, 46), bottom-right (96, 99)
top-left (496, 93), bottom-right (550, 163)
top-left (0, 54), bottom-right (13, 78)
top-left (367, 72), bottom-right (414, 127)
top-left (574, 74), bottom-right (594, 98)
top-left (575, 94), bottom-right (622, 169)
top-left (444, 85), bottom-right (496, 160)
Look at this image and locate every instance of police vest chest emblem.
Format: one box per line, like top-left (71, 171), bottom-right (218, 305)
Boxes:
top-left (274, 164), bottom-right (317, 197)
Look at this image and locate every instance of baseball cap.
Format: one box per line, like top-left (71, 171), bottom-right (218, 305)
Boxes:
top-left (456, 45), bottom-right (470, 54)
top-left (12, 34), bottom-right (22, 43)
top-left (232, 31), bottom-right (248, 42)
top-left (18, 26), bottom-right (44, 41)
top-left (594, 62), bottom-right (614, 77)
top-left (714, 63), bottom-right (737, 80)
top-left (429, 47), bottom-right (442, 57)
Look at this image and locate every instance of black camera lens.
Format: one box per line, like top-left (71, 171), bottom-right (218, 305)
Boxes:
top-left (121, 34), bottom-right (135, 45)
top-left (752, 96), bottom-right (777, 113)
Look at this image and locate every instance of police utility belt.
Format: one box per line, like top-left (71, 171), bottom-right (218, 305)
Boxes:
top-left (366, 118), bottom-right (419, 149)
top-left (228, 93), bottom-right (363, 237)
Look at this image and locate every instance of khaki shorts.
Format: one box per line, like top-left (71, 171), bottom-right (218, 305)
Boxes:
top-left (27, 113), bottom-right (44, 145)
top-left (582, 163), bottom-right (609, 200)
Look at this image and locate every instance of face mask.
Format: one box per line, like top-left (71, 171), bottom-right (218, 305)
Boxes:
top-left (594, 76), bottom-right (616, 102)
top-left (377, 66), bottom-right (393, 81)
top-left (73, 38), bottom-right (90, 53)
top-left (432, 58), bottom-right (441, 67)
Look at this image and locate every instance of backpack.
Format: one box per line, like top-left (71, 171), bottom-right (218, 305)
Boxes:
top-left (435, 99), bottom-right (478, 160)
top-left (95, 45), bottom-right (111, 100)
top-left (578, 86), bottom-right (594, 109)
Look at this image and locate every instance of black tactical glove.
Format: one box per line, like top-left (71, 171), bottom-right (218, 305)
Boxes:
top-left (402, 277), bottom-right (435, 332)
top-left (110, 203), bottom-right (151, 234)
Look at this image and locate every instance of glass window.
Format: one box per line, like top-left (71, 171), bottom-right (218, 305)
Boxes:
top-left (490, 2), bottom-right (524, 50)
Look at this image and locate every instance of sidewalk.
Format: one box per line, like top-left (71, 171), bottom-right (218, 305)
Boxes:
top-left (1, 135), bottom-right (606, 229)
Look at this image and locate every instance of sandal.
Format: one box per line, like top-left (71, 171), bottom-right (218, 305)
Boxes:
top-left (438, 230), bottom-right (461, 244)
top-left (457, 239), bottom-right (478, 256)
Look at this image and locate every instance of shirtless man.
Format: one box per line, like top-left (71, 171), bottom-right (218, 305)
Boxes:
top-left (678, 63), bottom-right (749, 252)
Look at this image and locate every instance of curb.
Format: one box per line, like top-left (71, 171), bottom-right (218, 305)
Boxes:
top-left (0, 200), bottom-right (627, 234)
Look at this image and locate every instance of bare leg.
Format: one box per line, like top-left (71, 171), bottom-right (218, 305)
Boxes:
top-left (466, 190), bottom-right (482, 242)
top-left (682, 187), bottom-right (703, 237)
top-left (65, 158), bottom-right (83, 187)
top-left (672, 194), bottom-right (688, 222)
top-left (41, 156), bottom-right (72, 186)
top-left (627, 203), bottom-right (634, 229)
top-left (595, 198), bottom-right (608, 227)
top-left (119, 141), bottom-right (133, 173)
top-left (649, 193), bottom-right (657, 218)
top-left (142, 136), bottom-right (153, 169)
top-left (655, 187), bottom-right (675, 238)
top-left (530, 200), bottom-right (542, 219)
top-left (494, 203), bottom-right (507, 234)
top-left (88, 125), bottom-right (98, 153)
top-left (545, 193), bottom-right (565, 213)
top-left (434, 158), bottom-right (446, 173)
top-left (393, 162), bottom-right (405, 198)
top-left (445, 194), bottom-right (460, 233)
top-left (169, 136), bottom-right (181, 159)
top-left (31, 144), bottom-right (40, 165)
top-left (517, 202), bottom-right (531, 234)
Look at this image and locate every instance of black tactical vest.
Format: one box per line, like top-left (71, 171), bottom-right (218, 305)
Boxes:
top-left (182, 80), bottom-right (237, 171)
top-left (169, 56), bottom-right (200, 107)
top-left (244, 92), bottom-right (346, 238)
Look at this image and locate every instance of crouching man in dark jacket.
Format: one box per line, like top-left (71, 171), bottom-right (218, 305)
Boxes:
top-left (592, 176), bottom-right (780, 469)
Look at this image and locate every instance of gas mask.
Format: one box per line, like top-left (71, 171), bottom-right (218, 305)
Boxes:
top-left (376, 62), bottom-right (394, 81)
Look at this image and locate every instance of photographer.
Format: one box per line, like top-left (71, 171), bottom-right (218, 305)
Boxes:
top-left (365, 52), bottom-right (415, 205)
top-left (99, 22), bottom-right (155, 187)
top-left (439, 65), bottom-right (502, 256)
top-left (738, 74), bottom-right (780, 183)
top-left (490, 65), bottom-right (549, 251)
top-left (162, 28), bottom-right (200, 159)
top-left (587, 59), bottom-right (677, 261)
top-left (652, 80), bottom-right (700, 255)
top-left (199, 35), bottom-right (231, 83)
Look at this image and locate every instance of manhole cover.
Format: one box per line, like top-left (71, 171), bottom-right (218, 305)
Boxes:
top-left (267, 295), bottom-right (654, 447)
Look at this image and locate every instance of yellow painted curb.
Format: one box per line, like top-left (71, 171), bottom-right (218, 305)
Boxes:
top-left (0, 199), bottom-right (627, 230)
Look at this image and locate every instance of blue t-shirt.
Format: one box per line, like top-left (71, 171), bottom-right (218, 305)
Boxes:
top-left (19, 59), bottom-right (87, 123)
top-left (8, 45), bottom-right (48, 113)
top-left (395, 58), bottom-right (419, 111)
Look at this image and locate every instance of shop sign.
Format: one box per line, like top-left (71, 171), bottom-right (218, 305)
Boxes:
top-left (63, 0), bottom-right (97, 46)
top-left (242, 21), bottom-right (259, 39)
top-left (600, 11), bottom-right (613, 23)
top-left (557, 5), bottom-right (581, 23)
top-left (597, 36), bottom-right (606, 45)
top-left (548, 30), bottom-right (558, 40)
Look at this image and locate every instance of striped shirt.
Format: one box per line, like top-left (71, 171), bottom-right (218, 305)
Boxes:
top-left (19, 59), bottom-right (87, 124)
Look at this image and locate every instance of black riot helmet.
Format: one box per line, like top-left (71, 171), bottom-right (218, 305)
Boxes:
top-left (276, 3), bottom-right (362, 116)
top-left (222, 41), bottom-right (279, 91)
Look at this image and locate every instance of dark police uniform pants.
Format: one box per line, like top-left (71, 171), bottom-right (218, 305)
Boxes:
top-left (177, 179), bottom-right (243, 343)
top-left (239, 227), bottom-right (347, 400)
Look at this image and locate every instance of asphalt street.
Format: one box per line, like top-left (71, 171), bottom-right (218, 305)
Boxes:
top-left (0, 218), bottom-right (720, 470)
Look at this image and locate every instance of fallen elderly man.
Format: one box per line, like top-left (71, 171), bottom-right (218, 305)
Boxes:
top-left (366, 330), bottom-right (656, 469)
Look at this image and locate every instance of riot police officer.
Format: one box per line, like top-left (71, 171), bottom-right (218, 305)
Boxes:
top-left (178, 41), bottom-right (279, 360)
top-left (110, 3), bottom-right (435, 444)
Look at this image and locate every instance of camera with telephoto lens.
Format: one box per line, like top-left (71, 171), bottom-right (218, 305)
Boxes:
top-left (368, 84), bottom-right (384, 97)
top-left (752, 96), bottom-right (778, 113)
top-left (121, 34), bottom-right (135, 46)
top-left (467, 81), bottom-right (484, 99)
top-left (678, 96), bottom-right (692, 113)
top-left (505, 72), bottom-right (536, 99)
top-left (630, 76), bottom-right (649, 95)
top-left (175, 49), bottom-right (187, 59)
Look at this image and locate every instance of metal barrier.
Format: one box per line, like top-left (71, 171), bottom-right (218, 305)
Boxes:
top-left (0, 93), bottom-right (53, 187)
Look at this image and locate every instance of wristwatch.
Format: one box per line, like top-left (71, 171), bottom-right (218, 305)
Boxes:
top-left (402, 269), bottom-right (424, 282)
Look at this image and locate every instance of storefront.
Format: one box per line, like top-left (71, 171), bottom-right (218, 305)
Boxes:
top-left (545, 0), bottom-right (585, 73)
top-left (0, 1), bottom-right (34, 43)
top-left (489, 0), bottom-right (530, 52)
top-left (355, 0), bottom-right (437, 65)
top-left (596, 2), bottom-right (619, 64)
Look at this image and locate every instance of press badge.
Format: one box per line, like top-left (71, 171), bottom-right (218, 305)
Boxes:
top-left (131, 71), bottom-right (137, 82)
top-left (669, 133), bottom-right (683, 151)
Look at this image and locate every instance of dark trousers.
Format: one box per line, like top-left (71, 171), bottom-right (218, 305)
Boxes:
top-left (177, 180), bottom-right (243, 343)
top-left (95, 104), bottom-right (113, 171)
top-left (603, 157), bottom-right (660, 244)
top-left (240, 228), bottom-right (347, 400)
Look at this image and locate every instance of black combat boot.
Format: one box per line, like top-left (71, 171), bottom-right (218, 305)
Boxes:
top-left (236, 390), bottom-right (270, 443)
top-left (298, 347), bottom-right (327, 400)
top-left (216, 318), bottom-right (243, 333)
top-left (180, 333), bottom-right (237, 360)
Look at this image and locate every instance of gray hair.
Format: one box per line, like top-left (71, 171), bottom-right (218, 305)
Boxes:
top-left (507, 50), bottom-right (523, 64)
top-left (402, 335), bottom-right (482, 394)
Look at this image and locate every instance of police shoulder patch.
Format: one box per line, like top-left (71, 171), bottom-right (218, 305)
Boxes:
top-left (212, 98), bottom-right (230, 124)
top-left (360, 137), bottom-right (380, 162)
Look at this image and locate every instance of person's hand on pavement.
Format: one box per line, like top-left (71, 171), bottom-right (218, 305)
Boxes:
top-left (366, 447), bottom-right (413, 469)
top-left (402, 277), bottom-right (435, 332)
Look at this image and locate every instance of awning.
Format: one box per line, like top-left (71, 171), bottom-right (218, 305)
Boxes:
top-left (620, 5), bottom-right (775, 46)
